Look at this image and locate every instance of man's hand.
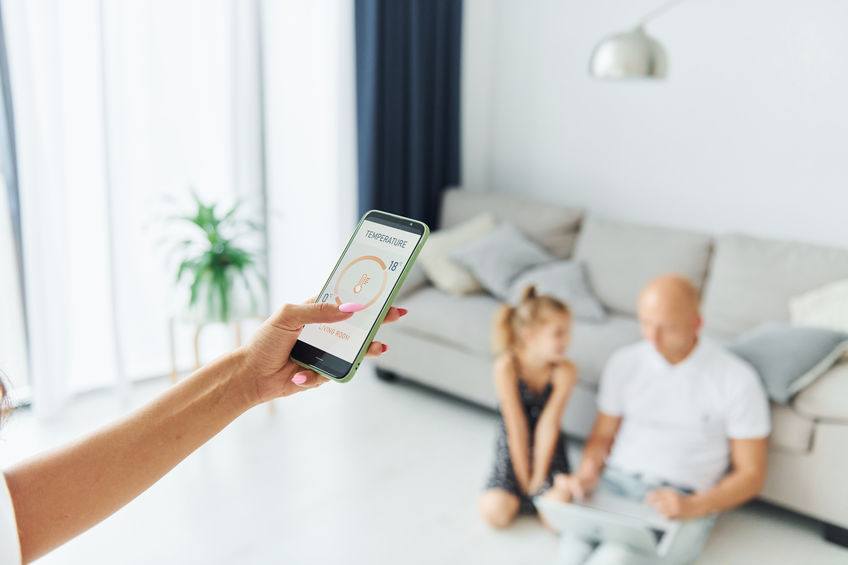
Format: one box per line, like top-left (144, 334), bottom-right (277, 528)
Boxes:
top-left (559, 457), bottom-right (603, 500)
top-left (239, 298), bottom-right (406, 404)
top-left (550, 463), bottom-right (600, 502)
top-left (646, 488), bottom-right (701, 520)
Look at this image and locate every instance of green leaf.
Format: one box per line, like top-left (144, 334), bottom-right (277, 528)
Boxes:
top-left (237, 269), bottom-right (260, 315)
top-left (189, 268), bottom-right (206, 307)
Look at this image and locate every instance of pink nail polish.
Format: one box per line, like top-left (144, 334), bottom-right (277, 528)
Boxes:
top-left (339, 302), bottom-right (365, 313)
top-left (398, 308), bottom-right (409, 316)
top-left (381, 343), bottom-right (389, 352)
top-left (292, 374), bottom-right (308, 384)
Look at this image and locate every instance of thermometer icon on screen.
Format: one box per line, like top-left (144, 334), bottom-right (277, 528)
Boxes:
top-left (334, 255), bottom-right (387, 310)
top-left (353, 273), bottom-right (370, 294)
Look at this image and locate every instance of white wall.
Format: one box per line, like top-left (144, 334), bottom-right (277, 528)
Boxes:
top-left (462, 0), bottom-right (848, 248)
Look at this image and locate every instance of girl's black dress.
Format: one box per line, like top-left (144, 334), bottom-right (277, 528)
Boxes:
top-left (485, 361), bottom-right (571, 514)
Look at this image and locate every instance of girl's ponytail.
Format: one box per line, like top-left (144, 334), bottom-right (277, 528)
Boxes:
top-left (492, 304), bottom-right (518, 353)
top-left (0, 369), bottom-right (11, 429)
top-left (518, 284), bottom-right (537, 303)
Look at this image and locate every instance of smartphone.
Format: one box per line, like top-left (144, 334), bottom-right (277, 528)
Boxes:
top-left (289, 210), bottom-right (429, 382)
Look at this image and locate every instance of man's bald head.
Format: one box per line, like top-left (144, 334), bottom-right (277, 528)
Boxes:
top-left (639, 274), bottom-right (701, 320)
top-left (637, 274), bottom-right (702, 364)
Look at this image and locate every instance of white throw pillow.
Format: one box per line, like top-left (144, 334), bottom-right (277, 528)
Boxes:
top-left (790, 279), bottom-right (848, 358)
top-left (417, 212), bottom-right (497, 295)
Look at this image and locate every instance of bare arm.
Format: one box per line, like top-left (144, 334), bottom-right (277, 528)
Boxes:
top-left (4, 351), bottom-right (253, 563)
top-left (529, 362), bottom-right (576, 493)
top-left (494, 355), bottom-right (531, 494)
top-left (3, 301), bottom-right (403, 563)
top-left (564, 411), bottom-right (622, 497)
top-left (544, 411), bottom-right (621, 503)
top-left (580, 412), bottom-right (621, 480)
top-left (692, 437), bottom-right (768, 513)
top-left (647, 437), bottom-right (769, 519)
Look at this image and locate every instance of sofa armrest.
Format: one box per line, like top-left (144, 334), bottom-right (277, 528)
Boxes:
top-left (793, 360), bottom-right (848, 423)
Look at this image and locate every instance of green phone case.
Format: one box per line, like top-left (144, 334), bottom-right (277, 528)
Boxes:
top-left (289, 210), bottom-right (430, 382)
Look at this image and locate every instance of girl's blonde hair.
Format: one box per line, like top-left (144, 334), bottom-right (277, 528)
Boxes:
top-left (0, 370), bottom-right (11, 428)
top-left (492, 285), bottom-right (570, 353)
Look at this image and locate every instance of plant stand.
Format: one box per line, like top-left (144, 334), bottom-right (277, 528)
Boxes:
top-left (168, 316), bottom-right (274, 412)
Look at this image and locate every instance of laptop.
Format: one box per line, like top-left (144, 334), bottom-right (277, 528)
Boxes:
top-left (534, 490), bottom-right (681, 557)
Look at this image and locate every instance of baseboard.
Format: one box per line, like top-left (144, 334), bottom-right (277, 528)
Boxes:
top-left (823, 522), bottom-right (848, 548)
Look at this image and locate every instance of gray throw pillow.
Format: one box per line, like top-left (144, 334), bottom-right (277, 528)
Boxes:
top-left (449, 222), bottom-right (554, 299)
top-left (508, 261), bottom-right (606, 322)
top-left (726, 323), bottom-right (848, 404)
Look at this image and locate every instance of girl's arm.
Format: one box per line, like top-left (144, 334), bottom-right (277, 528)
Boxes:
top-left (493, 355), bottom-right (531, 494)
top-left (529, 361), bottom-right (577, 494)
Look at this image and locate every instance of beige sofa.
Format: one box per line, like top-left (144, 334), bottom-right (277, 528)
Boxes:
top-left (374, 188), bottom-right (848, 545)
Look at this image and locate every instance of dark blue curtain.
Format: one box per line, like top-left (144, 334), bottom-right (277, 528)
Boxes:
top-left (355, 0), bottom-right (462, 229)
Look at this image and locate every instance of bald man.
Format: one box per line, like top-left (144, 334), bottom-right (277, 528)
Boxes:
top-left (545, 274), bottom-right (770, 565)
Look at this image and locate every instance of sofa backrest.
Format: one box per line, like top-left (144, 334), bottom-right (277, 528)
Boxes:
top-left (702, 234), bottom-right (848, 337)
top-left (574, 217), bottom-right (713, 316)
top-left (438, 188), bottom-right (584, 259)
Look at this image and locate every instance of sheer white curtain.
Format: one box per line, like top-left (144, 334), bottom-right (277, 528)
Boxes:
top-left (0, 176), bottom-right (28, 397)
top-left (2, 0), bottom-right (355, 418)
top-left (261, 0), bottom-right (358, 305)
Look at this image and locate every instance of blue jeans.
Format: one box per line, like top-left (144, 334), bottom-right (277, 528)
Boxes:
top-left (556, 467), bottom-right (717, 565)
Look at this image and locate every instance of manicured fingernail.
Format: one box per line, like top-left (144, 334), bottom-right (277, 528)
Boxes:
top-left (381, 343), bottom-right (389, 352)
top-left (397, 308), bottom-right (409, 316)
top-left (292, 373), bottom-right (308, 385)
top-left (339, 302), bottom-right (365, 313)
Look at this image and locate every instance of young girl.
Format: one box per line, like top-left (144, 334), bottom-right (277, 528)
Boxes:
top-left (479, 285), bottom-right (577, 528)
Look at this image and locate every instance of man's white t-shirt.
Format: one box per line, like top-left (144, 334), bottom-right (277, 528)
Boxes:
top-left (0, 473), bottom-right (21, 564)
top-left (598, 337), bottom-right (771, 493)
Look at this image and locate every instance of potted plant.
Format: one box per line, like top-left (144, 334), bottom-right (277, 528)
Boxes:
top-left (167, 191), bottom-right (267, 325)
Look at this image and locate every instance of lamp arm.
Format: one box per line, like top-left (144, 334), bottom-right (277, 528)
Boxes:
top-left (638, 0), bottom-right (688, 27)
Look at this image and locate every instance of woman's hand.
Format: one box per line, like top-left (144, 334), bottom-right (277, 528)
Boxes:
top-left (4, 296), bottom-right (409, 564)
top-left (239, 298), bottom-right (407, 404)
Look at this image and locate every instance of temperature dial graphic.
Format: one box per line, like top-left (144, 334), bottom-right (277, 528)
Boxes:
top-left (334, 255), bottom-right (388, 310)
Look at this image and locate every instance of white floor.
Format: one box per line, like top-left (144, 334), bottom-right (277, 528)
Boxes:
top-left (1, 363), bottom-right (847, 565)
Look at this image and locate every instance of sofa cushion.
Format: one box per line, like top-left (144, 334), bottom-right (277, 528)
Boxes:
top-left (438, 188), bottom-right (584, 259)
top-left (702, 234), bottom-right (848, 336)
top-left (770, 404), bottom-right (815, 454)
top-left (450, 222), bottom-right (555, 299)
top-left (574, 217), bottom-right (713, 316)
top-left (726, 323), bottom-right (848, 404)
top-left (395, 286), bottom-right (502, 356)
top-left (793, 361), bottom-right (848, 422)
top-left (568, 315), bottom-right (643, 388)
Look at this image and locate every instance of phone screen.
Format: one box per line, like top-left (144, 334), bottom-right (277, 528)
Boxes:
top-left (293, 212), bottom-right (424, 378)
